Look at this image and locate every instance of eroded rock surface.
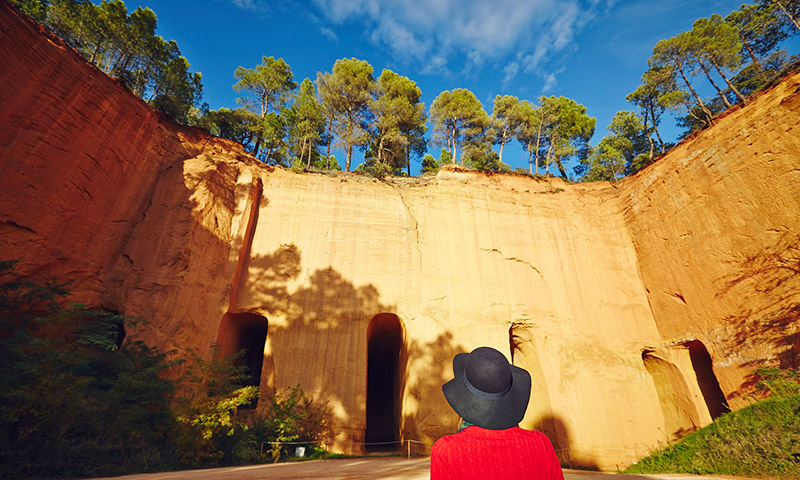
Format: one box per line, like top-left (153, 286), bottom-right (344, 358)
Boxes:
top-left (2, 2), bottom-right (798, 470)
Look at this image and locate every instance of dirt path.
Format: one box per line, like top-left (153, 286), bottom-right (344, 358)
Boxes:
top-left (86, 458), bottom-right (758, 480)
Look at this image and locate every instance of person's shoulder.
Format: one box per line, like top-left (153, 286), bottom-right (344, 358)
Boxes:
top-left (432, 431), bottom-right (459, 450)
top-left (508, 427), bottom-right (556, 444)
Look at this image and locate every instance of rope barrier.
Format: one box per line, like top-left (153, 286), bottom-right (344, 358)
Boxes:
top-left (261, 438), bottom-right (428, 460)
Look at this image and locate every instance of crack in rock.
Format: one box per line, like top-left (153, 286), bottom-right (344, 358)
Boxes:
top-left (481, 248), bottom-right (544, 278)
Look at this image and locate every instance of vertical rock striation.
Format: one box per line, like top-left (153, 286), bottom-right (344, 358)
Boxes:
top-left (2, 1), bottom-right (799, 469)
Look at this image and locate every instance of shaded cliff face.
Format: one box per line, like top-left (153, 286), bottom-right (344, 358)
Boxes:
top-left (619, 73), bottom-right (800, 408)
top-left (2, 2), bottom-right (799, 470)
top-left (0, 2), bottom-right (254, 349)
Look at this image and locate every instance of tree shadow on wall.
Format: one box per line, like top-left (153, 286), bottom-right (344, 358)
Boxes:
top-left (535, 415), bottom-right (598, 471)
top-left (716, 232), bottom-right (800, 397)
top-left (241, 244), bottom-right (386, 330)
top-left (232, 244), bottom-right (407, 450)
top-left (402, 331), bottom-right (468, 452)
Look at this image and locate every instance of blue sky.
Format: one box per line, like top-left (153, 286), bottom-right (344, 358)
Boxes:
top-left (137, 0), bottom-right (797, 176)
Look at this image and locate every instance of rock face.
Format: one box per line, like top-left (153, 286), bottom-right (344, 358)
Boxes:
top-left (2, 2), bottom-right (799, 470)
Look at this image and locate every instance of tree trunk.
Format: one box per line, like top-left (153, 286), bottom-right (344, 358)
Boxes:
top-left (643, 114), bottom-right (655, 162)
top-left (555, 156), bottom-right (568, 181)
top-left (741, 34), bottom-right (768, 83)
top-left (527, 143), bottom-right (533, 174)
top-left (544, 141), bottom-right (554, 175)
top-left (377, 135), bottom-right (385, 164)
top-left (711, 60), bottom-right (747, 105)
top-left (406, 147), bottom-right (411, 177)
top-left (534, 121), bottom-right (543, 175)
top-left (498, 131), bottom-right (508, 165)
top-left (649, 107), bottom-right (665, 154)
top-left (775, 0), bottom-right (800, 32)
top-left (450, 127), bottom-right (457, 163)
top-left (699, 61), bottom-right (732, 108)
top-left (305, 138), bottom-right (312, 169)
top-left (253, 134), bottom-right (263, 159)
top-left (264, 145), bottom-right (274, 165)
top-left (678, 66), bottom-right (714, 126)
top-left (346, 144), bottom-right (352, 172)
top-left (325, 115), bottom-right (333, 169)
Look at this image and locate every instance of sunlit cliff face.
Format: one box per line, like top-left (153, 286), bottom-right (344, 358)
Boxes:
top-left (2, 2), bottom-right (799, 470)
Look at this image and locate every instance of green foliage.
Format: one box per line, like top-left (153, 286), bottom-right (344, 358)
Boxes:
top-left (170, 345), bottom-right (255, 467)
top-left (196, 107), bottom-right (261, 149)
top-left (0, 260), bottom-right (178, 479)
top-left (28, 0), bottom-right (203, 125)
top-left (0, 263), bottom-right (334, 477)
top-left (430, 88), bottom-right (489, 164)
top-left (421, 153), bottom-right (439, 174)
top-left (250, 386), bottom-right (334, 463)
top-left (316, 58), bottom-right (376, 171)
top-left (289, 78), bottom-right (325, 168)
top-left (10, 0), bottom-right (47, 21)
top-left (368, 69), bottom-right (427, 175)
top-left (233, 56), bottom-right (297, 161)
top-left (627, 367), bottom-right (800, 477)
top-left (755, 366), bottom-right (800, 397)
top-left (578, 110), bottom-right (650, 181)
top-left (536, 95), bottom-right (596, 180)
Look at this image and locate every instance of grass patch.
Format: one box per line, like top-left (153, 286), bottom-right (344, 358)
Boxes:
top-left (625, 393), bottom-right (800, 477)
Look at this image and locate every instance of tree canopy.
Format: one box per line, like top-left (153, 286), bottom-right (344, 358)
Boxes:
top-left (18, 0), bottom-right (204, 124)
top-left (12, 0), bottom-right (799, 180)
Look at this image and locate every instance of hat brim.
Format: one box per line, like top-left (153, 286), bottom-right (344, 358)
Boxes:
top-left (442, 352), bottom-right (532, 430)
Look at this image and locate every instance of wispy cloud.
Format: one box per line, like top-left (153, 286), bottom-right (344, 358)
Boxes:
top-left (221, 0), bottom-right (266, 11)
top-left (310, 0), bottom-right (613, 86)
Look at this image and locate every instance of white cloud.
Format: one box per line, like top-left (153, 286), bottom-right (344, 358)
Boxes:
top-left (310, 0), bottom-right (610, 81)
top-left (502, 61), bottom-right (520, 90)
top-left (226, 0), bottom-right (263, 11)
top-left (541, 67), bottom-right (565, 94)
top-left (319, 26), bottom-right (338, 42)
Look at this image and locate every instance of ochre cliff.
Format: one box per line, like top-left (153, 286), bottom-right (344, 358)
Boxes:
top-left (2, 2), bottom-right (798, 470)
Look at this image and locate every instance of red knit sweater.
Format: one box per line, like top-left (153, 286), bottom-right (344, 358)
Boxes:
top-left (430, 426), bottom-right (564, 480)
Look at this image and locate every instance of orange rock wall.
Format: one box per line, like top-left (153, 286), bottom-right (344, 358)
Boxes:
top-left (618, 75), bottom-right (800, 408)
top-left (2, 1), bottom-right (799, 470)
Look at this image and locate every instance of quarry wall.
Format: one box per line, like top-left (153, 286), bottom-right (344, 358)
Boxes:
top-left (2, 2), bottom-right (798, 470)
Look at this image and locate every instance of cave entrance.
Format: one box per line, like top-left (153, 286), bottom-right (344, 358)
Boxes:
top-left (684, 340), bottom-right (730, 419)
top-left (642, 340), bottom-right (731, 439)
top-left (366, 313), bottom-right (406, 452)
top-left (642, 349), bottom-right (699, 439)
top-left (216, 312), bottom-right (268, 408)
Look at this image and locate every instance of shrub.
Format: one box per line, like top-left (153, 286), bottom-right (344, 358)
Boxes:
top-left (250, 386), bottom-right (334, 463)
top-left (0, 260), bottom-right (178, 479)
top-left (626, 367), bottom-right (800, 477)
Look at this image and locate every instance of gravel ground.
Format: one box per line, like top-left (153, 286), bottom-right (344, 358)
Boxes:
top-left (84, 458), bottom-right (761, 480)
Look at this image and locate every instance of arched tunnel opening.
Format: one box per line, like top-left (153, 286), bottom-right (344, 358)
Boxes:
top-left (216, 311), bottom-right (268, 408)
top-left (641, 349), bottom-right (699, 439)
top-left (366, 313), bottom-right (406, 451)
top-left (684, 340), bottom-right (730, 419)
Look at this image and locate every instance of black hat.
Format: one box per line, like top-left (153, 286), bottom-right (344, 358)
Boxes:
top-left (442, 346), bottom-right (531, 430)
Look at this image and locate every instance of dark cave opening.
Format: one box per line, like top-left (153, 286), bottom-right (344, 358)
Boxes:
top-left (684, 340), bottom-right (731, 419)
top-left (365, 313), bottom-right (405, 451)
top-left (217, 311), bottom-right (268, 408)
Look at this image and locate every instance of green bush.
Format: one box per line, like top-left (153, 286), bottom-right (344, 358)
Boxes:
top-left (626, 369), bottom-right (800, 477)
top-left (0, 260), bottom-right (178, 479)
top-left (249, 386), bottom-right (334, 463)
top-left (171, 346), bottom-right (257, 467)
top-left (0, 261), bottom-right (335, 477)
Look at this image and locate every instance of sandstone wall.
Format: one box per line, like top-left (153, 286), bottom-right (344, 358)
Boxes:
top-left (231, 170), bottom-right (663, 467)
top-left (619, 75), bottom-right (800, 409)
top-left (0, 1), bottom-right (250, 352)
top-left (2, 1), bottom-right (799, 470)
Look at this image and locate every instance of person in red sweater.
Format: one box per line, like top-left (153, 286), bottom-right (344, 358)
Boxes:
top-left (431, 346), bottom-right (564, 480)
